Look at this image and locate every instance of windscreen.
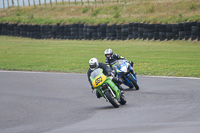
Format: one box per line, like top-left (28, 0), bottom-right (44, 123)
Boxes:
top-left (112, 60), bottom-right (125, 69)
top-left (90, 68), bottom-right (101, 78)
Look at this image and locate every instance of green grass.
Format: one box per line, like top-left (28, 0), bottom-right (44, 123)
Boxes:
top-left (0, 0), bottom-right (200, 24)
top-left (0, 36), bottom-right (200, 77)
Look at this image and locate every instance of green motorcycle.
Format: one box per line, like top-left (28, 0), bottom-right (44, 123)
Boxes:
top-left (90, 68), bottom-right (126, 108)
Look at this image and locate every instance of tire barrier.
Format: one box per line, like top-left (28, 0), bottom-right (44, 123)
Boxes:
top-left (0, 22), bottom-right (200, 41)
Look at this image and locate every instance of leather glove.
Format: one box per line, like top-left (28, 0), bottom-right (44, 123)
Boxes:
top-left (107, 72), bottom-right (112, 76)
top-left (128, 61), bottom-right (134, 67)
top-left (112, 70), bottom-right (116, 76)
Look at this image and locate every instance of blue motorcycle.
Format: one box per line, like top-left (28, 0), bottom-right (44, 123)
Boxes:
top-left (112, 60), bottom-right (139, 90)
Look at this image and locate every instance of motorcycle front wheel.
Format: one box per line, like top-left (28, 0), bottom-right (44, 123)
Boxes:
top-left (128, 74), bottom-right (140, 90)
top-left (104, 90), bottom-right (120, 108)
top-left (119, 93), bottom-right (126, 105)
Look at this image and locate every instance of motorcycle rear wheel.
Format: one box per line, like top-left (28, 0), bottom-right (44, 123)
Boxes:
top-left (104, 90), bottom-right (120, 108)
top-left (128, 75), bottom-right (140, 90)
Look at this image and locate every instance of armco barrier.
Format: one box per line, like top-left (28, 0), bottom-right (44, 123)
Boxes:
top-left (0, 22), bottom-right (200, 41)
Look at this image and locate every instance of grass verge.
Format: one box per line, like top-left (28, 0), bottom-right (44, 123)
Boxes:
top-left (0, 0), bottom-right (200, 24)
top-left (0, 36), bottom-right (200, 77)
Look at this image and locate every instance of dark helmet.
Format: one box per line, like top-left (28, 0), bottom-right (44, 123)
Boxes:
top-left (89, 58), bottom-right (99, 71)
top-left (104, 49), bottom-right (113, 60)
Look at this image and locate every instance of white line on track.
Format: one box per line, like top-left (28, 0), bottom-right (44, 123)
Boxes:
top-left (0, 70), bottom-right (200, 80)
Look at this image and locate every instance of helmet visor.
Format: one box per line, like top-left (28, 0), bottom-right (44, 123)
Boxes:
top-left (90, 64), bottom-right (96, 69)
top-left (106, 54), bottom-right (111, 58)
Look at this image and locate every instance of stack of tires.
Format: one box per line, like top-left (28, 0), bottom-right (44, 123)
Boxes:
top-left (97, 24), bottom-right (107, 40)
top-left (0, 22), bottom-right (200, 41)
top-left (0, 23), bottom-right (2, 35)
top-left (191, 25), bottom-right (199, 41)
top-left (1, 23), bottom-right (8, 36)
top-left (178, 23), bottom-right (185, 40)
top-left (132, 23), bottom-right (139, 39)
top-left (97, 24), bottom-right (106, 40)
top-left (154, 24), bottom-right (160, 40)
top-left (116, 25), bottom-right (122, 40)
top-left (32, 25), bottom-right (41, 39)
top-left (159, 24), bottom-right (166, 41)
top-left (184, 22), bottom-right (192, 40)
top-left (190, 22), bottom-right (200, 41)
top-left (138, 23), bottom-right (144, 40)
top-left (106, 25), bottom-right (117, 40)
top-left (121, 24), bottom-right (129, 40)
top-left (172, 24), bottom-right (179, 40)
top-left (142, 24), bottom-right (149, 40)
top-left (84, 25), bottom-right (97, 40)
top-left (128, 23), bottom-right (134, 40)
top-left (63, 25), bottom-right (71, 39)
top-left (78, 24), bottom-right (84, 40)
top-left (142, 24), bottom-right (155, 40)
top-left (166, 24), bottom-right (173, 40)
top-left (57, 25), bottom-right (64, 39)
top-left (148, 24), bottom-right (155, 40)
top-left (41, 25), bottom-right (52, 39)
top-left (70, 24), bottom-right (80, 40)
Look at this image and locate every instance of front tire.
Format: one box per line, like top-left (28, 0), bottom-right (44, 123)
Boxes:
top-left (128, 74), bottom-right (139, 90)
top-left (104, 90), bottom-right (120, 108)
top-left (119, 93), bottom-right (126, 105)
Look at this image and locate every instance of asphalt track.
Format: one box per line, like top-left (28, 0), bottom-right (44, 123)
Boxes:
top-left (0, 71), bottom-right (200, 133)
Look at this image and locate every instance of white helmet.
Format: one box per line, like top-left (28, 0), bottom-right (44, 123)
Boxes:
top-left (89, 58), bottom-right (99, 71)
top-left (104, 49), bottom-right (113, 60)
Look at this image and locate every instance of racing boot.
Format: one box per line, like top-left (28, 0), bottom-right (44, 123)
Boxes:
top-left (96, 90), bottom-right (102, 98)
top-left (118, 84), bottom-right (124, 90)
top-left (112, 77), bottom-right (124, 90)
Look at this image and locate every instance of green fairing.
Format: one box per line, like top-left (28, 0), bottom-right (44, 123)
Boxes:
top-left (106, 79), bottom-right (120, 99)
top-left (90, 68), bottom-right (120, 99)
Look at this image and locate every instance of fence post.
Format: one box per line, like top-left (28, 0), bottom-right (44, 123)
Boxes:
top-left (44, 0), bottom-right (46, 7)
top-left (12, 0), bottom-right (14, 7)
top-left (62, 0), bottom-right (64, 5)
top-left (7, 0), bottom-right (9, 8)
top-left (39, 0), bottom-right (41, 6)
top-left (95, 0), bottom-right (96, 5)
top-left (23, 0), bottom-right (25, 6)
top-left (33, 0), bottom-right (36, 7)
top-left (50, 0), bottom-right (52, 7)
top-left (69, 0), bottom-right (70, 5)
top-left (17, 0), bottom-right (19, 7)
top-left (75, 0), bottom-right (77, 5)
top-left (87, 0), bottom-right (89, 5)
top-left (3, 0), bottom-right (5, 9)
top-left (56, 0), bottom-right (57, 5)
top-left (28, 0), bottom-right (30, 6)
top-left (81, 0), bottom-right (83, 5)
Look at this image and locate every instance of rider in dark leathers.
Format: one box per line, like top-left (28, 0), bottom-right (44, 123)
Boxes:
top-left (104, 49), bottom-right (134, 68)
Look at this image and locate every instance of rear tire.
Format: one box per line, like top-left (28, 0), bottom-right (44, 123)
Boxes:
top-left (104, 90), bottom-right (120, 108)
top-left (128, 75), bottom-right (140, 90)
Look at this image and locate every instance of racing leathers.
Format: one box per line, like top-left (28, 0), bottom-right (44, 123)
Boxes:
top-left (105, 54), bottom-right (133, 68)
top-left (105, 54), bottom-right (134, 76)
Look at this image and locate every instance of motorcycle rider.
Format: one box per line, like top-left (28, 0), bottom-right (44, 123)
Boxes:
top-left (87, 57), bottom-right (124, 98)
top-left (104, 49), bottom-right (134, 68)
